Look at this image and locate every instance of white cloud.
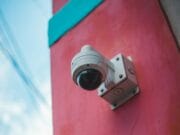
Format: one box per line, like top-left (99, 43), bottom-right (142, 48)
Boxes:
top-left (0, 0), bottom-right (52, 134)
top-left (0, 102), bottom-right (25, 114)
top-left (23, 79), bottom-right (53, 135)
top-left (0, 68), bottom-right (52, 135)
top-left (0, 52), bottom-right (52, 135)
top-left (19, 99), bottom-right (53, 135)
top-left (25, 106), bottom-right (53, 135)
top-left (0, 99), bottom-right (52, 135)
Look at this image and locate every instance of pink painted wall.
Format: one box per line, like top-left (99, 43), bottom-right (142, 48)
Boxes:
top-left (50, 0), bottom-right (180, 135)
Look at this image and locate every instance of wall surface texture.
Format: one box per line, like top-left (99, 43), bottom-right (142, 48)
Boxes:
top-left (50, 0), bottom-right (180, 135)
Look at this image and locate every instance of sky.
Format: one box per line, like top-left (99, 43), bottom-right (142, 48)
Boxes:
top-left (0, 0), bottom-right (52, 135)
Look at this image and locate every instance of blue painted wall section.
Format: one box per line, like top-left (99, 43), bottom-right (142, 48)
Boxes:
top-left (48, 0), bottom-right (104, 47)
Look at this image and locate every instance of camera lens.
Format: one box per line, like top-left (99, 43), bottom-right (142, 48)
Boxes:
top-left (77, 69), bottom-right (102, 90)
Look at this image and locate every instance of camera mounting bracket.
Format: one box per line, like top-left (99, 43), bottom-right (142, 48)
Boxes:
top-left (97, 54), bottom-right (140, 110)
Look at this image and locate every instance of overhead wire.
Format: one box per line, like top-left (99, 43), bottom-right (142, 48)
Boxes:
top-left (0, 9), bottom-right (48, 107)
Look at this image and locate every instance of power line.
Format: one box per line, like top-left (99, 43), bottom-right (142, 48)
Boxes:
top-left (0, 9), bottom-right (48, 106)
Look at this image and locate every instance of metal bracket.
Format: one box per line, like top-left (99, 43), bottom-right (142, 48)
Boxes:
top-left (98, 54), bottom-right (140, 110)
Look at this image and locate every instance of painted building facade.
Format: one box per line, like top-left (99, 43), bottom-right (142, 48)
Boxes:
top-left (49, 0), bottom-right (180, 135)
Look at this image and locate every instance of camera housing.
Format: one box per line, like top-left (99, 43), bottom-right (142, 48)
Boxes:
top-left (71, 45), bottom-right (113, 90)
top-left (71, 45), bottom-right (139, 110)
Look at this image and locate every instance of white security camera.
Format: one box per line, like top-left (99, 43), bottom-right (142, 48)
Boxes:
top-left (71, 45), bottom-right (139, 110)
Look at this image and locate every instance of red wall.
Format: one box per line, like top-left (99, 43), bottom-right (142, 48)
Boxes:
top-left (50, 0), bottom-right (180, 135)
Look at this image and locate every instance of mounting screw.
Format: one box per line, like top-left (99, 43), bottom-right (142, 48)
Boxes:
top-left (119, 74), bottom-right (123, 79)
top-left (113, 103), bottom-right (117, 107)
top-left (101, 89), bottom-right (104, 93)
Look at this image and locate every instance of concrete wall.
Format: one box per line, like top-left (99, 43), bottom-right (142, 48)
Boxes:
top-left (50, 0), bottom-right (180, 135)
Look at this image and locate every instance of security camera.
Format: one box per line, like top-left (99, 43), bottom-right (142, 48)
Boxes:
top-left (71, 45), bottom-right (139, 110)
top-left (71, 45), bottom-right (111, 90)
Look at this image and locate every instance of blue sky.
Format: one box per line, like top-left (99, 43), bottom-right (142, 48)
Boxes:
top-left (0, 0), bottom-right (52, 134)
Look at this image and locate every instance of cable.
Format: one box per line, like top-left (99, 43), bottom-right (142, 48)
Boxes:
top-left (0, 10), bottom-right (48, 106)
